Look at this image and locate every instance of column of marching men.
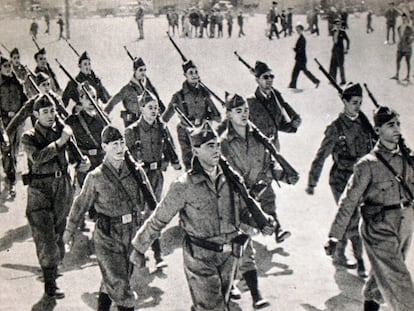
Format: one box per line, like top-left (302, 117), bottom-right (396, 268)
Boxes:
top-left (0, 13), bottom-right (414, 311)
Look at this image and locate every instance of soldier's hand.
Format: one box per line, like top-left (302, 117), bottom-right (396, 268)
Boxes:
top-left (324, 238), bottom-right (338, 257)
top-left (172, 162), bottom-right (182, 170)
top-left (305, 185), bottom-right (315, 195)
top-left (62, 229), bottom-right (75, 252)
top-left (77, 157), bottom-right (91, 173)
top-left (286, 174), bottom-right (299, 185)
top-left (261, 224), bottom-right (275, 236)
top-left (56, 125), bottom-right (73, 147)
top-left (129, 249), bottom-right (146, 268)
top-left (292, 117), bottom-right (302, 128)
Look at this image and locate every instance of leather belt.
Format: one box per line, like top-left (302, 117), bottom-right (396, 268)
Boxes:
top-left (143, 160), bottom-right (162, 170)
top-left (186, 235), bottom-right (232, 253)
top-left (383, 201), bottom-right (413, 211)
top-left (97, 211), bottom-right (138, 225)
top-left (82, 149), bottom-right (100, 156)
top-left (29, 169), bottom-right (68, 179)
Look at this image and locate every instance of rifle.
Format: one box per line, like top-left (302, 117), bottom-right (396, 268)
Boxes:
top-left (0, 42), bottom-right (10, 53)
top-left (173, 105), bottom-right (270, 230)
top-left (26, 74), bottom-right (86, 164)
top-left (363, 83), bottom-right (414, 168)
top-left (314, 58), bottom-right (343, 94)
top-left (31, 36), bottom-right (61, 91)
top-left (166, 32), bottom-right (222, 119)
top-left (64, 38), bottom-right (80, 57)
top-left (55, 59), bottom-right (111, 125)
top-left (123, 45), bottom-right (166, 113)
top-left (234, 51), bottom-right (300, 122)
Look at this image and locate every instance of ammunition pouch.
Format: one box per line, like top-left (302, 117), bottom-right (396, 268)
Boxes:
top-left (120, 110), bottom-right (139, 123)
top-left (361, 205), bottom-right (385, 223)
top-left (231, 233), bottom-right (249, 258)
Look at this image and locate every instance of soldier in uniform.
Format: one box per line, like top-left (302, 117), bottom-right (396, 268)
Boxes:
top-left (307, 83), bottom-right (375, 277)
top-left (105, 57), bottom-right (159, 127)
top-left (0, 56), bottom-right (27, 197)
top-left (9, 48), bottom-right (27, 82)
top-left (22, 95), bottom-right (89, 299)
top-left (384, 2), bottom-right (400, 45)
top-left (162, 60), bottom-right (221, 170)
top-left (125, 91), bottom-right (181, 268)
top-left (34, 48), bottom-right (61, 94)
top-left (247, 61), bottom-right (301, 151)
top-left (130, 121), bottom-right (274, 311)
top-left (63, 126), bottom-right (144, 311)
top-left (135, 2), bottom-right (145, 40)
top-left (220, 93), bottom-right (298, 309)
top-left (62, 51), bottom-right (111, 112)
top-left (329, 18), bottom-right (350, 86)
top-left (326, 106), bottom-right (414, 311)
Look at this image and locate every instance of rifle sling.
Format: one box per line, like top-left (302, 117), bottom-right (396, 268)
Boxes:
top-left (78, 113), bottom-right (101, 149)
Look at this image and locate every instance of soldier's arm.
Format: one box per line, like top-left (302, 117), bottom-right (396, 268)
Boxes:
top-left (205, 96), bottom-right (222, 122)
top-left (124, 126), bottom-right (140, 161)
top-left (308, 124), bottom-right (337, 188)
top-left (62, 80), bottom-right (77, 108)
top-left (66, 173), bottom-right (97, 233)
top-left (329, 160), bottom-right (371, 240)
top-left (161, 93), bottom-right (179, 123)
top-left (7, 100), bottom-right (34, 134)
top-left (132, 180), bottom-right (186, 253)
top-left (22, 132), bottom-right (62, 164)
top-left (103, 85), bottom-right (126, 114)
top-left (91, 70), bottom-right (111, 103)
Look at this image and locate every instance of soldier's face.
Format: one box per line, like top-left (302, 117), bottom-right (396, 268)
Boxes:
top-left (134, 66), bottom-right (146, 80)
top-left (185, 67), bottom-right (199, 85)
top-left (193, 138), bottom-right (221, 169)
top-left (79, 59), bottom-right (91, 75)
top-left (141, 101), bottom-right (159, 123)
top-left (39, 80), bottom-right (51, 93)
top-left (343, 96), bottom-right (362, 117)
top-left (36, 54), bottom-right (47, 68)
top-left (34, 106), bottom-right (56, 127)
top-left (0, 62), bottom-right (12, 77)
top-left (228, 103), bottom-right (249, 127)
top-left (103, 139), bottom-right (126, 162)
top-left (11, 54), bottom-right (20, 66)
top-left (257, 71), bottom-right (274, 91)
top-left (377, 117), bottom-right (401, 145)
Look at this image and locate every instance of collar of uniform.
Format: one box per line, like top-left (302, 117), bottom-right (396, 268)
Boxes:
top-left (138, 116), bottom-right (159, 132)
top-left (182, 80), bottom-right (201, 95)
top-left (226, 121), bottom-right (249, 142)
top-left (189, 157), bottom-right (223, 184)
top-left (103, 158), bottom-right (131, 179)
top-left (255, 87), bottom-right (274, 102)
top-left (130, 76), bottom-right (146, 87)
top-left (374, 141), bottom-right (401, 157)
top-left (34, 120), bottom-right (59, 136)
top-left (339, 112), bottom-right (361, 128)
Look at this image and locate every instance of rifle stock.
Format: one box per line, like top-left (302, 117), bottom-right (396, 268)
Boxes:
top-left (64, 39), bottom-right (80, 57)
top-left (363, 83), bottom-right (380, 108)
top-left (233, 51), bottom-right (254, 74)
top-left (0, 43), bottom-right (10, 53)
top-left (314, 58), bottom-right (343, 94)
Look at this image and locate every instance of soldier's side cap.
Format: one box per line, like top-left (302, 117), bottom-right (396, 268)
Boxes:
top-left (254, 61), bottom-right (272, 78)
top-left (190, 121), bottom-right (218, 147)
top-left (272, 1), bottom-right (278, 5)
top-left (101, 125), bottom-right (123, 144)
top-left (0, 56), bottom-right (9, 67)
top-left (34, 48), bottom-right (46, 60)
top-left (342, 82), bottom-right (362, 97)
top-left (33, 94), bottom-right (54, 111)
top-left (182, 59), bottom-right (197, 73)
top-left (373, 106), bottom-right (399, 127)
top-left (78, 51), bottom-right (90, 64)
top-left (10, 48), bottom-right (19, 57)
top-left (225, 92), bottom-right (246, 110)
top-left (35, 72), bottom-right (50, 85)
top-left (139, 89), bottom-right (157, 106)
top-left (133, 57), bottom-right (145, 71)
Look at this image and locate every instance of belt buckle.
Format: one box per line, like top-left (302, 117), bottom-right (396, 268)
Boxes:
top-left (194, 118), bottom-right (201, 126)
top-left (222, 244), bottom-right (232, 253)
top-left (122, 214), bottom-right (132, 224)
top-left (55, 170), bottom-right (62, 178)
top-left (89, 149), bottom-right (97, 156)
top-left (401, 201), bottom-right (412, 210)
top-left (127, 114), bottom-right (132, 121)
top-left (150, 162), bottom-right (158, 170)
top-left (8, 111), bottom-right (15, 118)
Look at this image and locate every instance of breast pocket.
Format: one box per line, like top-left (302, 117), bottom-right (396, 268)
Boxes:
top-left (372, 180), bottom-right (394, 202)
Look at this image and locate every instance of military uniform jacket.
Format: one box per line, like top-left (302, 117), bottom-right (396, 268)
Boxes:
top-left (65, 110), bottom-right (105, 163)
top-left (66, 159), bottom-right (144, 232)
top-left (62, 71), bottom-right (110, 107)
top-left (308, 112), bottom-right (375, 187)
top-left (221, 123), bottom-right (273, 188)
top-left (35, 65), bottom-right (61, 93)
top-left (162, 81), bottom-right (221, 126)
top-left (385, 8), bottom-right (399, 26)
top-left (329, 142), bottom-right (414, 239)
top-left (125, 117), bottom-right (168, 165)
top-left (0, 74), bottom-right (27, 126)
top-left (132, 158), bottom-right (254, 253)
top-left (332, 29), bottom-right (350, 52)
top-left (104, 78), bottom-right (154, 115)
top-left (12, 64), bottom-right (28, 82)
top-left (247, 87), bottom-right (297, 142)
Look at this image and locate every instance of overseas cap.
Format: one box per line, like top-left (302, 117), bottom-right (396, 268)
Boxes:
top-left (0, 56), bottom-right (9, 67)
top-left (342, 82), bottom-right (362, 97)
top-left (33, 94), bottom-right (54, 111)
top-left (225, 92), bottom-right (246, 110)
top-left (78, 51), bottom-right (90, 64)
top-left (34, 48), bottom-right (46, 60)
top-left (254, 61), bottom-right (271, 78)
top-left (138, 89), bottom-right (157, 106)
top-left (190, 121), bottom-right (218, 147)
top-left (133, 57), bottom-right (145, 71)
top-left (101, 125), bottom-right (123, 144)
top-left (373, 106), bottom-right (399, 127)
top-left (182, 59), bottom-right (197, 73)
top-left (10, 48), bottom-right (19, 57)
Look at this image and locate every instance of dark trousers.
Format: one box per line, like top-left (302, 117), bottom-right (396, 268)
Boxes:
top-left (396, 50), bottom-right (412, 78)
top-left (289, 61), bottom-right (319, 88)
top-left (386, 24), bottom-right (395, 43)
top-left (228, 24), bottom-right (232, 37)
top-left (269, 23), bottom-right (279, 39)
top-left (329, 50), bottom-right (346, 84)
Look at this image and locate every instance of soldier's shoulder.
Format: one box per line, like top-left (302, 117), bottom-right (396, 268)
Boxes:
top-left (65, 114), bottom-right (78, 125)
top-left (21, 128), bottom-right (37, 143)
top-left (355, 152), bottom-right (377, 168)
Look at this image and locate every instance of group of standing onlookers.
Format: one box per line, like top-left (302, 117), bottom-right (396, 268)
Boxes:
top-left (267, 2), bottom-right (294, 39)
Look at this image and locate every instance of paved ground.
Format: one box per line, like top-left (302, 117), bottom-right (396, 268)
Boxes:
top-left (0, 11), bottom-right (413, 311)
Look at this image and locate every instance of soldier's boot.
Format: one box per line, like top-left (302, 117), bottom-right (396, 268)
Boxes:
top-left (152, 239), bottom-right (167, 269)
top-left (243, 270), bottom-right (270, 309)
top-left (42, 266), bottom-right (65, 299)
top-left (363, 300), bottom-right (380, 311)
top-left (97, 292), bottom-right (112, 311)
top-left (332, 240), bottom-right (357, 269)
top-left (357, 259), bottom-right (368, 278)
top-left (117, 306), bottom-right (134, 311)
top-left (350, 236), bottom-right (367, 278)
top-left (274, 221), bottom-right (291, 244)
top-left (8, 184), bottom-right (16, 198)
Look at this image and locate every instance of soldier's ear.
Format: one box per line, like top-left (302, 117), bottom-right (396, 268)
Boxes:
top-left (192, 146), bottom-right (199, 156)
top-left (374, 127), bottom-right (380, 135)
top-left (33, 110), bottom-right (39, 119)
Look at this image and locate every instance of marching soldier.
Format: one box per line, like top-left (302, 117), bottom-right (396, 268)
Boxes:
top-left (34, 48), bottom-right (61, 93)
top-left (105, 57), bottom-right (158, 127)
top-left (326, 106), bottom-right (414, 311)
top-left (247, 61), bottom-right (301, 151)
top-left (22, 95), bottom-right (89, 299)
top-left (63, 126), bottom-right (143, 311)
top-left (307, 83), bottom-right (375, 277)
top-left (125, 91), bottom-right (180, 268)
top-left (220, 93), bottom-right (298, 309)
top-left (0, 56), bottom-right (27, 198)
top-left (130, 121), bottom-right (274, 311)
top-left (62, 51), bottom-right (111, 111)
top-left (9, 48), bottom-right (27, 82)
top-left (162, 60), bottom-right (221, 170)
top-left (329, 18), bottom-right (350, 86)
